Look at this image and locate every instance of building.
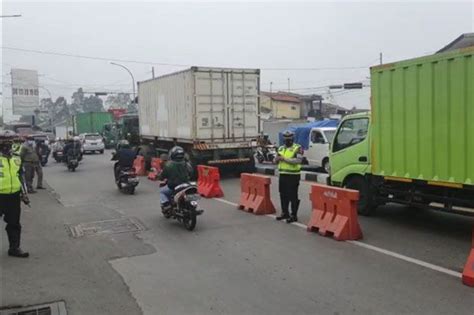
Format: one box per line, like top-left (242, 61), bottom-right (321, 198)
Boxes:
top-left (260, 92), bottom-right (302, 119)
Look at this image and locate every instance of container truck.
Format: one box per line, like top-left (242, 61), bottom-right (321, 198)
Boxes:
top-left (137, 66), bottom-right (260, 174)
top-left (72, 112), bottom-right (113, 135)
top-left (329, 46), bottom-right (474, 215)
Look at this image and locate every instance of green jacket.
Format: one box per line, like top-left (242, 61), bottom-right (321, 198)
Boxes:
top-left (159, 161), bottom-right (191, 189)
top-left (20, 144), bottom-right (39, 163)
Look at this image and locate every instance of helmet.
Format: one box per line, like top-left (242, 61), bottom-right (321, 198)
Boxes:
top-left (0, 130), bottom-right (16, 143)
top-left (117, 139), bottom-right (130, 149)
top-left (73, 136), bottom-right (80, 142)
top-left (169, 146), bottom-right (185, 162)
top-left (282, 130), bottom-right (295, 140)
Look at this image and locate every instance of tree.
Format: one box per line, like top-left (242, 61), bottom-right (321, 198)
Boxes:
top-left (70, 88), bottom-right (104, 113)
top-left (105, 93), bottom-right (131, 109)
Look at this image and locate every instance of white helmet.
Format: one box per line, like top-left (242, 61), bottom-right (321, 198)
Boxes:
top-left (73, 136), bottom-right (80, 141)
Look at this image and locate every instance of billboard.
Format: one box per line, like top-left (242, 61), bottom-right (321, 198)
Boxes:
top-left (11, 69), bottom-right (39, 116)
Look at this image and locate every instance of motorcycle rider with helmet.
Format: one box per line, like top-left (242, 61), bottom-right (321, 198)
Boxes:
top-left (111, 140), bottom-right (137, 181)
top-left (159, 146), bottom-right (192, 213)
top-left (63, 136), bottom-right (82, 163)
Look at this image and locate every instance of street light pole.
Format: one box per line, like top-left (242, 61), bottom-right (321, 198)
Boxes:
top-left (110, 62), bottom-right (136, 103)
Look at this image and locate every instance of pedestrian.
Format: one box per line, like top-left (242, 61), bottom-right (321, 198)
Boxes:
top-left (20, 136), bottom-right (43, 193)
top-left (275, 130), bottom-right (303, 223)
top-left (0, 131), bottom-right (30, 258)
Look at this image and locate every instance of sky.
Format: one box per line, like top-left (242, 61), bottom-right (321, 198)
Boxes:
top-left (1, 0), bottom-right (473, 121)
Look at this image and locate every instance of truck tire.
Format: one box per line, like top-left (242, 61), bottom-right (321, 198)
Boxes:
top-left (322, 158), bottom-right (330, 174)
top-left (344, 176), bottom-right (376, 216)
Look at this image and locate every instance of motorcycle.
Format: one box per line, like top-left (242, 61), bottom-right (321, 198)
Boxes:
top-left (160, 182), bottom-right (204, 231)
top-left (66, 155), bottom-right (79, 172)
top-left (40, 151), bottom-right (49, 167)
top-left (115, 166), bottom-right (139, 194)
top-left (255, 145), bottom-right (276, 164)
top-left (53, 150), bottom-right (64, 163)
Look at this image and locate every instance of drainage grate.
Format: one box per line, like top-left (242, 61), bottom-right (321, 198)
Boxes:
top-left (67, 217), bottom-right (146, 238)
top-left (0, 301), bottom-right (67, 315)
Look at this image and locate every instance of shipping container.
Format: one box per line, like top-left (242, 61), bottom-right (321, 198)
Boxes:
top-left (137, 67), bottom-right (261, 174)
top-left (73, 112), bottom-right (113, 135)
top-left (371, 46), bottom-right (474, 186)
top-left (330, 45), bottom-right (474, 215)
top-left (138, 66), bottom-right (260, 143)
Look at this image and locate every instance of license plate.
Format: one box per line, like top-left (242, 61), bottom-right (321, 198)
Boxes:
top-left (129, 177), bottom-right (139, 182)
top-left (90, 142), bottom-right (97, 145)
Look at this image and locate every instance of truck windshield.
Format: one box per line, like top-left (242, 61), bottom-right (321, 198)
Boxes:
top-left (333, 118), bottom-right (369, 152)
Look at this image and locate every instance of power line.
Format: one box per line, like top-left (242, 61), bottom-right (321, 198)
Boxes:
top-left (1, 46), bottom-right (371, 71)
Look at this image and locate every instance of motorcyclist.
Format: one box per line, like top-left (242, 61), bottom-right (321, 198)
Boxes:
top-left (63, 137), bottom-right (82, 163)
top-left (36, 139), bottom-right (50, 164)
top-left (159, 146), bottom-right (191, 213)
top-left (111, 140), bottom-right (137, 181)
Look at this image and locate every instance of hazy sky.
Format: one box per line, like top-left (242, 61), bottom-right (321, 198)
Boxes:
top-left (1, 0), bottom-right (473, 120)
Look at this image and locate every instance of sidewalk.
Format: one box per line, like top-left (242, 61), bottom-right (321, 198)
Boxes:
top-left (0, 184), bottom-right (154, 314)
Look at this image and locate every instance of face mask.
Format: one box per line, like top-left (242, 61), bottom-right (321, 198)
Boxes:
top-left (27, 140), bottom-right (35, 146)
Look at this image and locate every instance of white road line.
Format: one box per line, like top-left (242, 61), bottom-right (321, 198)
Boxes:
top-left (213, 197), bottom-right (462, 279)
top-left (347, 240), bottom-right (462, 278)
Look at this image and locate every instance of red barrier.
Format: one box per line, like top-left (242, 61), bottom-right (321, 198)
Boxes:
top-left (238, 173), bottom-right (276, 215)
top-left (147, 158), bottom-right (163, 181)
top-left (307, 184), bottom-right (362, 241)
top-left (462, 227), bottom-right (474, 287)
top-left (133, 156), bottom-right (146, 176)
top-left (197, 165), bottom-right (224, 198)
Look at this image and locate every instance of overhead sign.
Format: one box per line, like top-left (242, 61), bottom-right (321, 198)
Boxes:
top-left (11, 69), bottom-right (39, 115)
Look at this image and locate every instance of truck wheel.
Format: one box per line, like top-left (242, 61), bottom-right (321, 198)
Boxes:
top-left (322, 158), bottom-right (330, 174)
top-left (344, 176), bottom-right (375, 216)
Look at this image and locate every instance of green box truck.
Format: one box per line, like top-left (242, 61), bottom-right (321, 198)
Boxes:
top-left (72, 112), bottom-right (113, 135)
top-left (329, 46), bottom-right (474, 215)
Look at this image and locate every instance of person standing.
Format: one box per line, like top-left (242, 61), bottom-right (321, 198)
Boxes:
top-left (0, 132), bottom-right (30, 258)
top-left (20, 136), bottom-right (43, 193)
top-left (275, 130), bottom-right (303, 223)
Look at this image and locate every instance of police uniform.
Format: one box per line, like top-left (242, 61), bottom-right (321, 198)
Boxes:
top-left (277, 142), bottom-right (303, 221)
top-left (0, 135), bottom-right (29, 257)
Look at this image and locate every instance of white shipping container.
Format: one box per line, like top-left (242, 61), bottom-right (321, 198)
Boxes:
top-left (138, 67), bottom-right (260, 143)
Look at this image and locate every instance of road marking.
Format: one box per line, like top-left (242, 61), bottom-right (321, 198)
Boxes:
top-left (213, 197), bottom-right (462, 279)
top-left (347, 240), bottom-right (462, 278)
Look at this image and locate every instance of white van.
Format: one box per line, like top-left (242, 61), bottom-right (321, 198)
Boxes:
top-left (305, 127), bottom-right (337, 172)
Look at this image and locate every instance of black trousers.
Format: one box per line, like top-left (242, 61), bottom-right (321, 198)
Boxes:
top-left (278, 174), bottom-right (300, 216)
top-left (0, 192), bottom-right (22, 249)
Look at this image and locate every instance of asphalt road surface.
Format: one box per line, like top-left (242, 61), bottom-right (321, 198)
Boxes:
top-left (1, 151), bottom-right (473, 315)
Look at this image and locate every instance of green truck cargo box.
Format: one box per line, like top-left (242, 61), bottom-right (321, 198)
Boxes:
top-left (371, 46), bottom-right (474, 186)
top-left (73, 112), bottom-right (113, 135)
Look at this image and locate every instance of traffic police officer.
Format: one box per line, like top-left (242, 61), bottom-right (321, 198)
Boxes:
top-left (0, 131), bottom-right (30, 258)
top-left (275, 130), bottom-right (303, 223)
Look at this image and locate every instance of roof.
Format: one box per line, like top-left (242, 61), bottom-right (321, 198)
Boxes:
top-left (261, 92), bottom-right (302, 104)
top-left (437, 33), bottom-right (474, 53)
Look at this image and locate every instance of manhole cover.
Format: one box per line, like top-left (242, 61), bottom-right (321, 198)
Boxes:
top-left (67, 217), bottom-right (146, 238)
top-left (0, 301), bottom-right (67, 315)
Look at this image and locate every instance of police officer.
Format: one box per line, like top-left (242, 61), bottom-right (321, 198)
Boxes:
top-left (20, 136), bottom-right (43, 193)
top-left (0, 132), bottom-right (30, 258)
top-left (275, 130), bottom-right (303, 223)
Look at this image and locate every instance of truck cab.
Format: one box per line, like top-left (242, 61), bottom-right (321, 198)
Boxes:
top-left (306, 127), bottom-right (337, 172)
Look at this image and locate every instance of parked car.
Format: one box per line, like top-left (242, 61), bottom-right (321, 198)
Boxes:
top-left (305, 127), bottom-right (337, 172)
top-left (80, 133), bottom-right (105, 154)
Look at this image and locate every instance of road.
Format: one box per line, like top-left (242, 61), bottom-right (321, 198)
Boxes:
top-left (1, 151), bottom-right (473, 314)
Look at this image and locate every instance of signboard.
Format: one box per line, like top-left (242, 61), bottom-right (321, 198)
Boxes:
top-left (11, 69), bottom-right (39, 115)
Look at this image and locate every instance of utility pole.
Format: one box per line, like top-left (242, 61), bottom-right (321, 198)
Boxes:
top-left (379, 52), bottom-right (383, 65)
top-left (152, 67), bottom-right (155, 79)
top-left (287, 78), bottom-right (290, 92)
